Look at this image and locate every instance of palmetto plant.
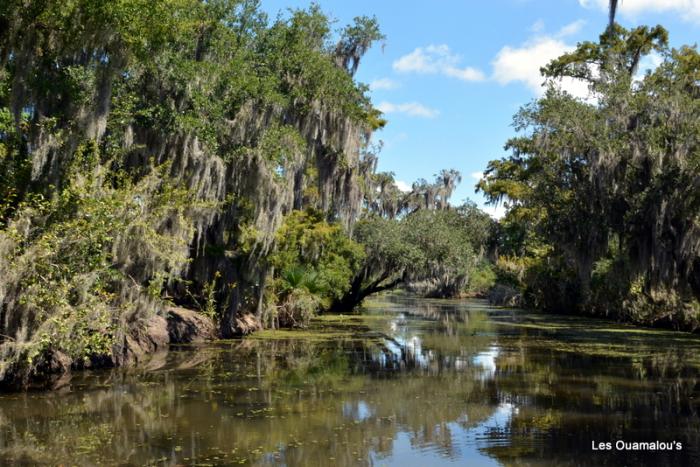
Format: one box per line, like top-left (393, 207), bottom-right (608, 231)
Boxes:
top-left (281, 266), bottom-right (326, 295)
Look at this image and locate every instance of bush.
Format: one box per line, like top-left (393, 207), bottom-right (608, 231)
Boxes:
top-left (468, 262), bottom-right (497, 296)
top-left (0, 143), bottom-right (202, 380)
top-left (267, 209), bottom-right (365, 326)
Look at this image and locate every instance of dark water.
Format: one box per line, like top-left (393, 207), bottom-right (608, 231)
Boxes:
top-left (1, 294), bottom-right (699, 466)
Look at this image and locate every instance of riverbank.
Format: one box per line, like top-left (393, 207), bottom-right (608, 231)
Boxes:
top-left (0, 307), bottom-right (217, 391)
top-left (5, 287), bottom-right (700, 391)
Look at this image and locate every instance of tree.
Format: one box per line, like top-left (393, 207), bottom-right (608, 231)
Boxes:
top-left (435, 169), bottom-right (462, 210)
top-left (0, 0), bottom-right (387, 384)
top-left (334, 16), bottom-right (385, 77)
top-left (268, 209), bottom-right (365, 326)
top-left (479, 24), bottom-right (700, 328)
top-left (334, 205), bottom-right (493, 309)
top-left (364, 171), bottom-right (405, 219)
top-left (331, 215), bottom-right (418, 311)
top-left (609, 0), bottom-right (619, 30)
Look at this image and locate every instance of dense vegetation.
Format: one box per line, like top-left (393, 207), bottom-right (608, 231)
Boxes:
top-left (479, 20), bottom-right (700, 330)
top-left (0, 0), bottom-right (491, 386)
top-left (336, 200), bottom-right (493, 310)
top-left (3, 0), bottom-right (697, 389)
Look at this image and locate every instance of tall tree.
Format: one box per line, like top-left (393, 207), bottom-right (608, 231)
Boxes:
top-left (0, 0), bottom-right (386, 385)
top-left (609, 0), bottom-right (619, 30)
top-left (435, 169), bottom-right (462, 210)
top-left (480, 24), bottom-right (700, 328)
top-left (334, 16), bottom-right (384, 77)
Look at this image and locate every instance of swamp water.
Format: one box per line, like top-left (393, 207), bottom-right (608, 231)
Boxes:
top-left (0, 294), bottom-right (699, 466)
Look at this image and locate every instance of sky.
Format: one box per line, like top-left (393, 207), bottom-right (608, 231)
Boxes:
top-left (260, 0), bottom-right (700, 217)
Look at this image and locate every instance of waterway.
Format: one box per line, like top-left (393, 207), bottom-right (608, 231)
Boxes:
top-left (1, 294), bottom-right (698, 466)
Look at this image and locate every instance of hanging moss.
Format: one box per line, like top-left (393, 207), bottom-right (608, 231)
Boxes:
top-left (479, 24), bottom-right (700, 329)
top-left (0, 1), bottom-right (385, 384)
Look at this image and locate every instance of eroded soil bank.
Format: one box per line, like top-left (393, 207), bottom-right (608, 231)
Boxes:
top-left (0, 307), bottom-right (217, 391)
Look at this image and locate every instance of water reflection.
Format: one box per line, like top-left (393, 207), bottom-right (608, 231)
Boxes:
top-left (0, 294), bottom-right (699, 466)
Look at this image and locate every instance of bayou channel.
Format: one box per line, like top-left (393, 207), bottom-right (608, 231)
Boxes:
top-left (1, 294), bottom-right (698, 466)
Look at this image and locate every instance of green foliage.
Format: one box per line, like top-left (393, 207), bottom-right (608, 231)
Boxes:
top-left (201, 271), bottom-right (221, 322)
top-left (349, 205), bottom-right (495, 301)
top-left (255, 5), bottom-right (379, 121)
top-left (0, 75), bottom-right (30, 225)
top-left (268, 209), bottom-right (365, 325)
top-left (0, 0), bottom-right (389, 382)
top-left (479, 24), bottom-right (700, 328)
top-left (400, 209), bottom-right (477, 297)
top-left (354, 214), bottom-right (420, 276)
top-left (1, 143), bottom-right (198, 366)
top-left (334, 15), bottom-right (385, 77)
top-left (468, 263), bottom-right (497, 296)
top-left (272, 209), bottom-right (365, 299)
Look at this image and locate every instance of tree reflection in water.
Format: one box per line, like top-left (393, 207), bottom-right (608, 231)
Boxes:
top-left (0, 293), bottom-right (698, 466)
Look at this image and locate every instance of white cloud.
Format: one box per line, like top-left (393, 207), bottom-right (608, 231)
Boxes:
top-left (634, 50), bottom-right (664, 81)
top-left (557, 19), bottom-right (586, 37)
top-left (443, 66), bottom-right (486, 81)
top-left (376, 101), bottom-right (439, 118)
top-left (492, 36), bottom-right (591, 99)
top-left (470, 171), bottom-right (484, 181)
top-left (393, 44), bottom-right (486, 82)
top-left (579, 0), bottom-right (700, 22)
top-left (395, 180), bottom-right (411, 192)
top-left (369, 78), bottom-right (400, 91)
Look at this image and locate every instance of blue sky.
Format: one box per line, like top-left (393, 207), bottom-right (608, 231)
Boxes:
top-left (261, 0), bottom-right (700, 217)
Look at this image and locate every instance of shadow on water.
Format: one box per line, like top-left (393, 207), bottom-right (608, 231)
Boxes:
top-left (0, 293), bottom-right (699, 466)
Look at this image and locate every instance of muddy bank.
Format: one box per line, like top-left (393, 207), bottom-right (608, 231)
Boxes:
top-left (0, 307), bottom-right (220, 391)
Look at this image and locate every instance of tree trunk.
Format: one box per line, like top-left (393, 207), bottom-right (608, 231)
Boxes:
top-left (330, 273), bottom-right (404, 312)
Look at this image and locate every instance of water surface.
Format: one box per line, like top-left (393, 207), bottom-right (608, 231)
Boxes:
top-left (1, 294), bottom-right (699, 466)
